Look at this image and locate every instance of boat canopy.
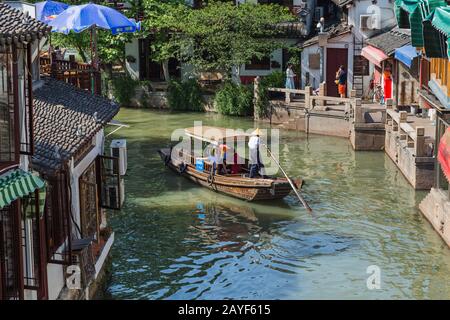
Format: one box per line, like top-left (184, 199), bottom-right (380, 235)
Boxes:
top-left (185, 126), bottom-right (252, 144)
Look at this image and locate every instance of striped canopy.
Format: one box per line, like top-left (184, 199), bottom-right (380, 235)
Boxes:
top-left (432, 7), bottom-right (450, 59)
top-left (422, 6), bottom-right (450, 58)
top-left (0, 169), bottom-right (45, 209)
top-left (395, 0), bottom-right (446, 47)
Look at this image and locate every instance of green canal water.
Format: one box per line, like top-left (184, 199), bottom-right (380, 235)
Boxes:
top-left (105, 108), bottom-right (450, 300)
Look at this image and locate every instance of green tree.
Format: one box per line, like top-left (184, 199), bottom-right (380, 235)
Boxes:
top-left (170, 2), bottom-right (295, 78)
top-left (140, 0), bottom-right (188, 81)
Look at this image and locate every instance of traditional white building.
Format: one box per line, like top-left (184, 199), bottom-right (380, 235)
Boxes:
top-left (1, 2), bottom-right (124, 300)
top-left (0, 2), bottom-right (51, 300)
top-left (299, 0), bottom-right (398, 97)
top-left (32, 77), bottom-right (122, 300)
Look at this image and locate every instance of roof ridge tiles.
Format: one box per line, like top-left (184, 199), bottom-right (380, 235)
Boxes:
top-left (32, 78), bottom-right (120, 173)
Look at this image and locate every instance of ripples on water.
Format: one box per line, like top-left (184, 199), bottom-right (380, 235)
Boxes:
top-left (106, 109), bottom-right (450, 300)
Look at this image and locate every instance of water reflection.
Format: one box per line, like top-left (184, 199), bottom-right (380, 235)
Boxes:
top-left (109, 197), bottom-right (356, 300)
top-left (106, 109), bottom-right (450, 300)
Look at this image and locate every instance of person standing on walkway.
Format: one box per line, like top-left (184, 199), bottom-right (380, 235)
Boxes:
top-left (285, 64), bottom-right (296, 90)
top-left (335, 65), bottom-right (347, 98)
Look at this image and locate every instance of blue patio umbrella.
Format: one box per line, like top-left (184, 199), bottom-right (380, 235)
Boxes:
top-left (47, 3), bottom-right (140, 35)
top-left (35, 1), bottom-right (69, 23)
top-left (48, 3), bottom-right (140, 93)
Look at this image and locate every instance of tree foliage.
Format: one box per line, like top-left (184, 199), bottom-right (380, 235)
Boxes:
top-left (40, 0), bottom-right (296, 76)
top-left (214, 82), bottom-right (254, 116)
top-left (141, 1), bottom-right (295, 76)
top-left (178, 2), bottom-right (294, 75)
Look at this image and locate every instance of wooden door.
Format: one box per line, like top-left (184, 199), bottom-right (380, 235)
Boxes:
top-left (138, 38), bottom-right (150, 81)
top-left (326, 48), bottom-right (348, 97)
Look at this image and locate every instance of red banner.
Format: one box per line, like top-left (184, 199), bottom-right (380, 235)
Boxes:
top-left (438, 127), bottom-right (450, 182)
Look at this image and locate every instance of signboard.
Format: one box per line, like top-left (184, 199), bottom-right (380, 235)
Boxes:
top-left (309, 54), bottom-right (320, 69)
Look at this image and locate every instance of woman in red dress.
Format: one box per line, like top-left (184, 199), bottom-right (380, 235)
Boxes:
top-left (383, 66), bottom-right (393, 100)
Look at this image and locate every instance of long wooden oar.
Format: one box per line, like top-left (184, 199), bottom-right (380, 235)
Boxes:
top-left (261, 144), bottom-right (312, 212)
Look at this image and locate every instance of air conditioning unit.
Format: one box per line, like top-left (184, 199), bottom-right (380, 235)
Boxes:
top-left (360, 14), bottom-right (380, 31)
top-left (314, 6), bottom-right (324, 22)
top-left (106, 178), bottom-right (125, 209)
top-left (110, 139), bottom-right (127, 176)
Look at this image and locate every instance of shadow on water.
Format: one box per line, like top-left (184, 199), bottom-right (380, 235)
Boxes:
top-left (105, 108), bottom-right (450, 300)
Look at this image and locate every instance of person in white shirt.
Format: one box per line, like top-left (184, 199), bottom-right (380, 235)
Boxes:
top-left (248, 128), bottom-right (262, 178)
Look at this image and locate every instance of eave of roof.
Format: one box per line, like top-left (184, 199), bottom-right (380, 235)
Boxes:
top-left (299, 22), bottom-right (352, 48)
top-left (331, 0), bottom-right (354, 7)
top-left (32, 78), bottom-right (120, 173)
top-left (365, 28), bottom-right (411, 56)
top-left (0, 2), bottom-right (51, 46)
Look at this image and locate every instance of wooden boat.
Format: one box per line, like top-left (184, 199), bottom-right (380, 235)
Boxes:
top-left (158, 126), bottom-right (303, 201)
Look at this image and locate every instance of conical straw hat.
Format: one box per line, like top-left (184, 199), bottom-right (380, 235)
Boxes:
top-left (251, 128), bottom-right (262, 136)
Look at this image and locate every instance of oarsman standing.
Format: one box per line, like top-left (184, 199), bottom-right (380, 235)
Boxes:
top-left (248, 128), bottom-right (263, 178)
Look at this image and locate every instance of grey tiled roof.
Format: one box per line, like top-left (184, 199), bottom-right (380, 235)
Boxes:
top-left (299, 22), bottom-right (352, 48)
top-left (32, 78), bottom-right (120, 172)
top-left (276, 21), bottom-right (308, 38)
top-left (365, 28), bottom-right (411, 56)
top-left (0, 2), bottom-right (51, 45)
top-left (331, 0), bottom-right (353, 7)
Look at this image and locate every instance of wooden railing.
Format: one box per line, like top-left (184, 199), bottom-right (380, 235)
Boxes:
top-left (40, 54), bottom-right (101, 94)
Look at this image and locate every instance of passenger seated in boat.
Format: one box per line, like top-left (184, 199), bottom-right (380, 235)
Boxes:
top-left (218, 144), bottom-right (229, 175)
top-left (231, 152), bottom-right (240, 174)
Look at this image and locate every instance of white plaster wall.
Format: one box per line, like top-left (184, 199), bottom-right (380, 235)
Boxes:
top-left (348, 0), bottom-right (397, 40)
top-left (47, 263), bottom-right (65, 300)
top-left (300, 44), bottom-right (321, 89)
top-left (125, 39), bottom-right (140, 80)
top-left (5, 1), bottom-right (36, 18)
top-left (239, 48), bottom-right (284, 77)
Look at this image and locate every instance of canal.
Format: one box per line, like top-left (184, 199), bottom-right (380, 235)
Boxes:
top-left (106, 108), bottom-right (450, 299)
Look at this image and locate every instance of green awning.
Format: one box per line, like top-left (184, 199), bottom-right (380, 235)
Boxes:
top-left (0, 169), bottom-right (45, 208)
top-left (431, 7), bottom-right (450, 36)
top-left (432, 7), bottom-right (450, 59)
top-left (395, 0), bottom-right (446, 47)
top-left (395, 0), bottom-right (412, 28)
top-left (423, 6), bottom-right (450, 58)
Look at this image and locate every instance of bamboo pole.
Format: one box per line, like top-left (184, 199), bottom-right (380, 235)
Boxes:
top-left (261, 144), bottom-right (312, 212)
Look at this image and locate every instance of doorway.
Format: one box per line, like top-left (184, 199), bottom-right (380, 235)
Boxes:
top-left (326, 48), bottom-right (348, 97)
